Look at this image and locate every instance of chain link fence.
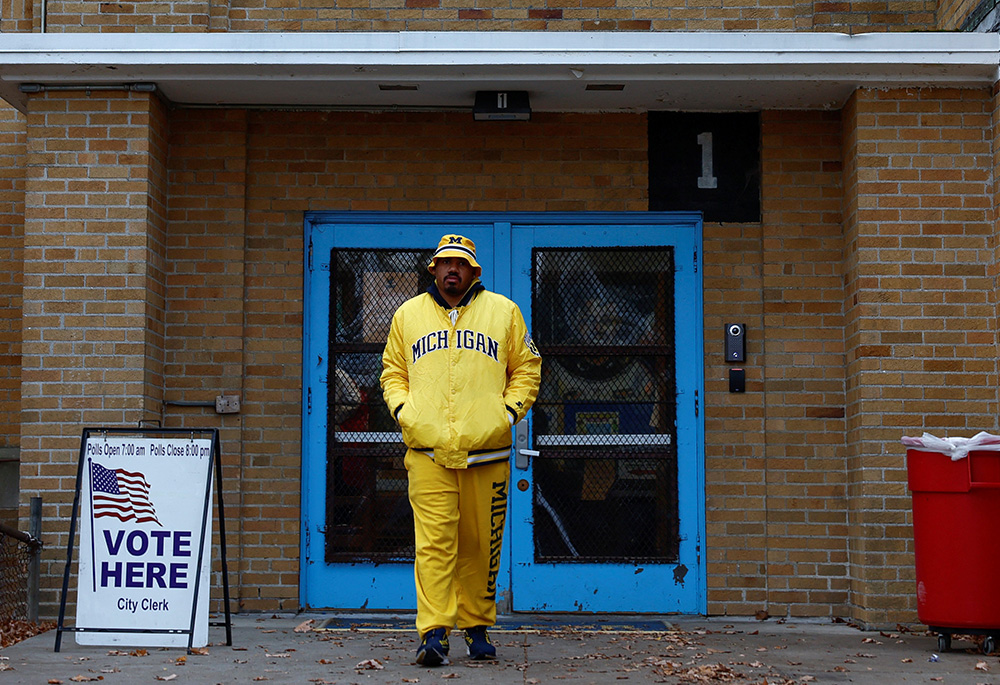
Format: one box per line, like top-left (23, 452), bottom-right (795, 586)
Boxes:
top-left (0, 501), bottom-right (42, 624)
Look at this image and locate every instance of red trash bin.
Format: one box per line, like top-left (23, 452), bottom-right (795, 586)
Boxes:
top-left (906, 447), bottom-right (1000, 654)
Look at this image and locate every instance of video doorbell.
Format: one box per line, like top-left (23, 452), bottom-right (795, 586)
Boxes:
top-left (725, 323), bottom-right (745, 362)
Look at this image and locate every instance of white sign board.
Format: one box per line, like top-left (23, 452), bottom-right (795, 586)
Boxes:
top-left (75, 434), bottom-right (214, 647)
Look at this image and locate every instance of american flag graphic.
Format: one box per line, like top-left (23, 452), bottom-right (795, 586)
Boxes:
top-left (90, 462), bottom-right (161, 526)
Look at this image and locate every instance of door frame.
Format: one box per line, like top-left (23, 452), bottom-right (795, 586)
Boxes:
top-left (300, 212), bottom-right (705, 614)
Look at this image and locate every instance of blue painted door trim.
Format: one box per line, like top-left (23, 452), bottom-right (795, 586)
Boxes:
top-left (301, 212), bottom-right (705, 614)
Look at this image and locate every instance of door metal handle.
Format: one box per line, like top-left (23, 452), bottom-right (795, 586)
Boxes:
top-left (516, 449), bottom-right (539, 470)
top-left (514, 421), bottom-right (536, 470)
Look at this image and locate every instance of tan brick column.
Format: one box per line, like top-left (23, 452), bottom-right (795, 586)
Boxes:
top-left (842, 87), bottom-right (997, 627)
top-left (0, 103), bottom-right (26, 454)
top-left (20, 90), bottom-right (168, 616)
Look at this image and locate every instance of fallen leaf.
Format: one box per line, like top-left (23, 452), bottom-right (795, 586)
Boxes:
top-left (318, 658), bottom-right (334, 664)
top-left (755, 610), bottom-right (770, 621)
top-left (402, 679), bottom-right (420, 683)
top-left (189, 647), bottom-right (210, 656)
top-left (295, 619), bottom-right (316, 633)
top-left (252, 677), bottom-right (268, 682)
top-left (47, 680), bottom-right (62, 684)
top-left (69, 677), bottom-right (101, 683)
top-left (174, 656), bottom-right (187, 665)
top-left (441, 674), bottom-right (460, 680)
top-left (862, 637), bottom-right (882, 644)
top-left (154, 676), bottom-right (177, 682)
top-left (975, 661), bottom-right (990, 671)
top-left (0, 619), bottom-right (56, 648)
top-left (355, 658), bottom-right (384, 670)
top-left (901, 658), bottom-right (912, 663)
top-left (266, 653), bottom-right (291, 658)
top-left (129, 649), bottom-right (148, 657)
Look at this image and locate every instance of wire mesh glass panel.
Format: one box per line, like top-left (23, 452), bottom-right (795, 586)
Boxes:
top-left (533, 456), bottom-right (678, 561)
top-left (325, 248), bottom-right (433, 564)
top-left (531, 247), bottom-right (679, 563)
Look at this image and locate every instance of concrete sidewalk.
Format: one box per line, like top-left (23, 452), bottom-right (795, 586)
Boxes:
top-left (1, 614), bottom-right (998, 684)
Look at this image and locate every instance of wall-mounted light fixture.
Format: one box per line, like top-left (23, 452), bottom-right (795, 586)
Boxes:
top-left (473, 91), bottom-right (530, 121)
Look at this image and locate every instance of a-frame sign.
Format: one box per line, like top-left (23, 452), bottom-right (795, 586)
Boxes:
top-left (56, 427), bottom-right (232, 653)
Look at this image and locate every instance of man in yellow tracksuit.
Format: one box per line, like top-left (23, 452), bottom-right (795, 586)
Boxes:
top-left (381, 234), bottom-right (542, 666)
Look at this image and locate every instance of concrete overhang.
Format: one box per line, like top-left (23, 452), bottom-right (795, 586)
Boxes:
top-left (0, 31), bottom-right (998, 114)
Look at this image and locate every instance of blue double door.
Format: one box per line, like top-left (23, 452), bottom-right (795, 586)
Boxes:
top-left (302, 213), bottom-right (704, 614)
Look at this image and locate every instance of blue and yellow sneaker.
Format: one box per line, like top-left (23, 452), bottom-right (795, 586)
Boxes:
top-left (464, 626), bottom-right (496, 660)
top-left (416, 627), bottom-right (450, 666)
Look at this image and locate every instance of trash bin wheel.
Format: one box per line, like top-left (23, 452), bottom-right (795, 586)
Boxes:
top-left (983, 635), bottom-right (996, 655)
top-left (937, 634), bottom-right (951, 652)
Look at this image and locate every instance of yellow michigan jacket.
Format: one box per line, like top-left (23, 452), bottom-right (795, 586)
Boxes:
top-left (380, 280), bottom-right (542, 469)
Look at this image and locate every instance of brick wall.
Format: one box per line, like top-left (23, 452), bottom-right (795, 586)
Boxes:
top-left (842, 87), bottom-right (997, 626)
top-left (759, 109), bottom-right (849, 615)
top-left (811, 0), bottom-right (936, 32)
top-left (166, 107), bottom-right (851, 617)
top-left (0, 102), bottom-right (26, 452)
top-left (0, 0), bottom-right (34, 32)
top-left (704, 109), bottom-right (849, 618)
top-left (165, 108), bottom-right (251, 608)
top-left (13, 84), bottom-right (1000, 621)
top-left (169, 109), bottom-right (648, 610)
top-left (994, 83), bottom-right (1000, 426)
top-left (23, 0), bottom-right (941, 33)
top-left (40, 0), bottom-right (210, 32)
top-left (19, 89), bottom-right (169, 616)
top-left (938, 0), bottom-right (980, 28)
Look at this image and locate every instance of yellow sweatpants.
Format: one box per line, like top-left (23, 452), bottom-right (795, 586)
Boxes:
top-left (404, 449), bottom-right (509, 637)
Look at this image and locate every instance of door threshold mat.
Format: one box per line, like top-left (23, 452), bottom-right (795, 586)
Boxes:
top-left (313, 617), bottom-right (675, 633)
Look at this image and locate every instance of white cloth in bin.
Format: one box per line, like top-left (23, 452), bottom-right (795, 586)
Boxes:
top-left (901, 431), bottom-right (1000, 461)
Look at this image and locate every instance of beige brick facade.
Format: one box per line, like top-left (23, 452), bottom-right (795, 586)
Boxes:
top-left (29, 0), bottom-right (940, 32)
top-left (2, 0), bottom-right (999, 629)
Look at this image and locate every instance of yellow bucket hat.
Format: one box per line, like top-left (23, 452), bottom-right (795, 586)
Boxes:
top-left (427, 234), bottom-right (481, 271)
